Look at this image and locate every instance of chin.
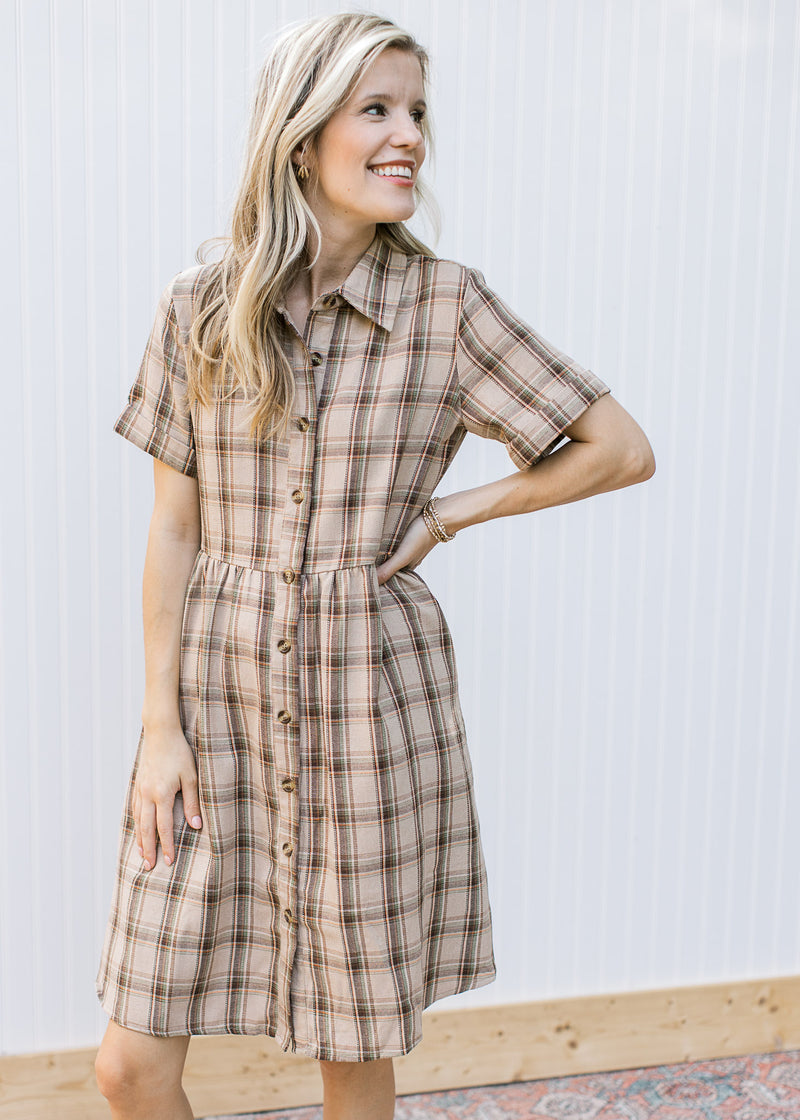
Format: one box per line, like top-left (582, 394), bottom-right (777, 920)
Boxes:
top-left (370, 204), bottom-right (417, 224)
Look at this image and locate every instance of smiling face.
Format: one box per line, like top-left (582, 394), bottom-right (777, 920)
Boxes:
top-left (297, 48), bottom-right (427, 238)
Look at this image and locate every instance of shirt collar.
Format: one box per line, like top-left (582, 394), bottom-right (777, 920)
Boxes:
top-left (336, 231), bottom-right (408, 333)
top-left (275, 232), bottom-right (408, 334)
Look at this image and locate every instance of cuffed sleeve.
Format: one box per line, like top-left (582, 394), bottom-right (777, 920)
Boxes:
top-left (455, 266), bottom-right (611, 470)
top-left (113, 278), bottom-right (198, 477)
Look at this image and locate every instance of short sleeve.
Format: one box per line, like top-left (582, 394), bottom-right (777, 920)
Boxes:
top-left (113, 278), bottom-right (198, 477)
top-left (455, 267), bottom-right (612, 470)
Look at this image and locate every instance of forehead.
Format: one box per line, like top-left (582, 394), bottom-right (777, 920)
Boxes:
top-left (348, 48), bottom-right (424, 98)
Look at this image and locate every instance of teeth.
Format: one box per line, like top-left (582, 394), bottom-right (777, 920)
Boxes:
top-left (370, 165), bottom-right (412, 178)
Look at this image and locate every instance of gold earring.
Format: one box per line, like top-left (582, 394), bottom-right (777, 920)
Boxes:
top-left (297, 162), bottom-right (309, 181)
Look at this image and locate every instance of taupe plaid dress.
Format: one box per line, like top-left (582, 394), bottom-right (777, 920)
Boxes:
top-left (95, 231), bottom-right (611, 1061)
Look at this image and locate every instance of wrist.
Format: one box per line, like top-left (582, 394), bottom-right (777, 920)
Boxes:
top-left (141, 703), bottom-right (183, 735)
top-left (430, 490), bottom-right (480, 536)
top-left (422, 496), bottom-right (456, 542)
top-left (436, 478), bottom-right (513, 534)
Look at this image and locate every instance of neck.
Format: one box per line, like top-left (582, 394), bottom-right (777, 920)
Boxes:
top-left (294, 222), bottom-right (378, 303)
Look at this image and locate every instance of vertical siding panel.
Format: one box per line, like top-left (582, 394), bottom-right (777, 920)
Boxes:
top-left (3, 0), bottom-right (34, 1053)
top-left (51, 0), bottom-right (69, 1037)
top-left (53, 0), bottom-right (93, 1037)
top-left (654, 0), bottom-right (696, 983)
top-left (637, 0), bottom-right (670, 987)
top-left (616, 0), bottom-right (646, 998)
top-left (0, 0), bottom-right (17, 1047)
top-left (753, 0), bottom-right (800, 972)
top-left (770, 1), bottom-right (800, 973)
top-left (681, 0), bottom-right (725, 987)
top-left (719, 0), bottom-right (761, 977)
top-left (21, 0), bottom-right (61, 1045)
top-left (736, 0), bottom-right (780, 976)
top-left (710, 0), bottom-right (757, 977)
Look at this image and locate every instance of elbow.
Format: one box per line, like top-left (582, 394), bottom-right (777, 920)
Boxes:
top-left (623, 437), bottom-right (656, 483)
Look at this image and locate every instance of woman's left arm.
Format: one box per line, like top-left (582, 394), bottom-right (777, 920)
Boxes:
top-left (436, 392), bottom-right (655, 533)
top-left (376, 394), bottom-right (654, 584)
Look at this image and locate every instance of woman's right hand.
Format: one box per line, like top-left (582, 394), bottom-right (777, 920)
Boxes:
top-left (133, 727), bottom-right (203, 871)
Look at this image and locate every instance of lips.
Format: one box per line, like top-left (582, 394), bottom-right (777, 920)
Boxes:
top-left (368, 161), bottom-right (415, 180)
top-left (368, 162), bottom-right (415, 182)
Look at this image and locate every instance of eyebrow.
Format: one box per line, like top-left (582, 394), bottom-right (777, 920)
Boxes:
top-left (357, 92), bottom-right (427, 109)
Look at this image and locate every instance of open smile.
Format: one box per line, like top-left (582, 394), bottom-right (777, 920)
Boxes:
top-left (368, 163), bottom-right (415, 185)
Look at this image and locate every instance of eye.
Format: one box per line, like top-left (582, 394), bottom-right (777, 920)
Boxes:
top-left (363, 102), bottom-right (426, 125)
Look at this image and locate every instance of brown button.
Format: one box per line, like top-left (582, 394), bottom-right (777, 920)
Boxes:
top-left (322, 295), bottom-right (337, 308)
top-left (291, 489), bottom-right (304, 504)
top-left (282, 568), bottom-right (296, 584)
top-left (277, 710), bottom-right (292, 724)
top-left (282, 842), bottom-right (294, 857)
top-left (283, 908), bottom-right (296, 924)
top-left (295, 416), bottom-right (310, 432)
top-left (281, 777), bottom-right (296, 792)
top-left (277, 638), bottom-right (291, 653)
top-left (309, 351), bottom-right (323, 366)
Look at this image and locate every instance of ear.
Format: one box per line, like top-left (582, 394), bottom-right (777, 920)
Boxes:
top-left (291, 143), bottom-right (310, 168)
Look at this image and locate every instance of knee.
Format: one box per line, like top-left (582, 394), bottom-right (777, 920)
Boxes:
top-left (94, 1041), bottom-right (137, 1103)
top-left (94, 1038), bottom-right (164, 1105)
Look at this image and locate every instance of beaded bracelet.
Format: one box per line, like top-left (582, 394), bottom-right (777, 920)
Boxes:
top-left (422, 497), bottom-right (456, 542)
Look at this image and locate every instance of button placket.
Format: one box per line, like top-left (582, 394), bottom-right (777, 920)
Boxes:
top-left (270, 308), bottom-right (337, 1049)
top-left (269, 335), bottom-right (317, 1048)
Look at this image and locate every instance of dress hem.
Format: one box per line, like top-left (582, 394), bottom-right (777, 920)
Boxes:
top-left (95, 967), bottom-right (498, 1061)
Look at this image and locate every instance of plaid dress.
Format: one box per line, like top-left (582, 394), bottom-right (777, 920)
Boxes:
top-left (95, 231), bottom-right (611, 1061)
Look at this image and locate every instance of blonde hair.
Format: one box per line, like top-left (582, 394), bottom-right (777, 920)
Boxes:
top-left (187, 11), bottom-right (440, 442)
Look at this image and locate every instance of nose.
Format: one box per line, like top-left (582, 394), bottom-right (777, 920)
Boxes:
top-left (392, 112), bottom-right (424, 149)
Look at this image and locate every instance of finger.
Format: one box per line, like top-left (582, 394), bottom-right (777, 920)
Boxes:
top-left (133, 789), bottom-right (142, 856)
top-left (140, 800), bottom-right (157, 870)
top-left (157, 797), bottom-right (175, 867)
top-left (182, 776), bottom-right (203, 830)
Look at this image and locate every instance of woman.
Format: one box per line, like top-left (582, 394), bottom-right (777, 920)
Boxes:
top-left (94, 11), bottom-right (655, 1120)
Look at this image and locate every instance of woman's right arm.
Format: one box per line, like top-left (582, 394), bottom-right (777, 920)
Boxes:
top-left (135, 457), bottom-right (203, 873)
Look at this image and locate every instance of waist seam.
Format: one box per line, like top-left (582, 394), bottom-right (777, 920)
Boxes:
top-left (196, 547), bottom-right (387, 575)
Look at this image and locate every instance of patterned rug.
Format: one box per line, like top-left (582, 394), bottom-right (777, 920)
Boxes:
top-left (203, 1047), bottom-right (800, 1119)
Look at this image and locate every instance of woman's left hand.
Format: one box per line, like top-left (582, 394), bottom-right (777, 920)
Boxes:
top-left (376, 515), bottom-right (439, 586)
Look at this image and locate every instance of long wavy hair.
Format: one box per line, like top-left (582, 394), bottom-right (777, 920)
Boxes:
top-left (186, 11), bottom-right (441, 442)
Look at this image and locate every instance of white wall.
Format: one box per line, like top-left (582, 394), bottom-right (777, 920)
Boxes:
top-left (2, 0), bottom-right (798, 1057)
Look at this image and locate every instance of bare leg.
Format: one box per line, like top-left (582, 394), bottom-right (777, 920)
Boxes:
top-left (94, 1018), bottom-right (193, 1120)
top-left (319, 1056), bottom-right (396, 1120)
